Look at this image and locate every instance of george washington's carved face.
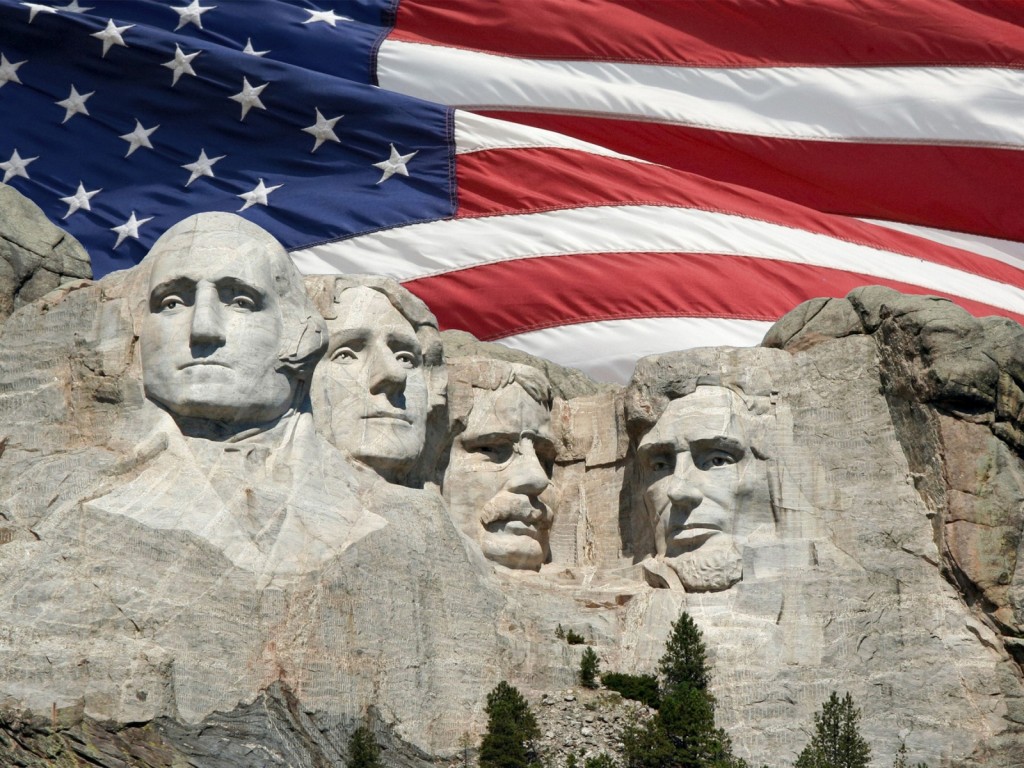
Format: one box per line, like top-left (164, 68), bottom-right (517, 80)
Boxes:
top-left (141, 225), bottom-right (295, 427)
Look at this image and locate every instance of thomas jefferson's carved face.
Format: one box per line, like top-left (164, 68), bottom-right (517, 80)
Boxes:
top-left (638, 386), bottom-right (772, 591)
top-left (314, 286), bottom-right (429, 482)
top-left (444, 382), bottom-right (556, 570)
top-left (140, 234), bottom-right (294, 426)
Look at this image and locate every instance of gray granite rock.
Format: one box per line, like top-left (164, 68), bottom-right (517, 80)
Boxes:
top-left (2, 188), bottom-right (1023, 768)
top-left (0, 182), bottom-right (91, 324)
top-left (441, 329), bottom-right (615, 401)
top-left (766, 287), bottom-right (1024, 666)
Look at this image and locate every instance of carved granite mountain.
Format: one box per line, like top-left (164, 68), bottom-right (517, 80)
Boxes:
top-left (765, 286), bottom-right (1024, 670)
top-left (1, 188), bottom-right (1022, 767)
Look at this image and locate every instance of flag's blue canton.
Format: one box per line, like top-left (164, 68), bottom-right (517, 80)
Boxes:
top-left (0, 0), bottom-right (454, 279)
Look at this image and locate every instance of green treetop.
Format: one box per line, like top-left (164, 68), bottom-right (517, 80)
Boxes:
top-left (479, 681), bottom-right (542, 768)
top-left (623, 610), bottom-right (747, 768)
top-left (658, 610), bottom-right (710, 693)
top-left (793, 692), bottom-right (871, 768)
top-left (346, 726), bottom-right (383, 768)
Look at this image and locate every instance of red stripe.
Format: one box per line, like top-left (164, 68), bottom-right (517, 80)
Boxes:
top-left (393, 0), bottom-right (1024, 68)
top-left (456, 146), bottom-right (1024, 289)
top-left (404, 252), bottom-right (1024, 340)
top-left (473, 113), bottom-right (1024, 246)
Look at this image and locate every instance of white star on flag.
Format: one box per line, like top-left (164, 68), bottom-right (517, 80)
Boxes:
top-left (237, 178), bottom-right (282, 211)
top-left (303, 9), bottom-right (351, 27)
top-left (59, 181), bottom-right (100, 218)
top-left (181, 148), bottom-right (224, 186)
top-left (59, 1), bottom-right (93, 12)
top-left (111, 211), bottom-right (153, 248)
top-left (171, 0), bottom-right (215, 31)
top-left (229, 77), bottom-right (267, 121)
top-left (302, 109), bottom-right (342, 153)
top-left (162, 44), bottom-right (199, 86)
top-left (242, 38), bottom-right (268, 57)
top-left (119, 119), bottom-right (159, 157)
top-left (373, 143), bottom-right (417, 184)
top-left (55, 84), bottom-right (93, 123)
top-left (22, 3), bottom-right (56, 23)
top-left (0, 149), bottom-right (38, 183)
top-left (0, 53), bottom-right (26, 88)
top-left (91, 19), bottom-right (133, 58)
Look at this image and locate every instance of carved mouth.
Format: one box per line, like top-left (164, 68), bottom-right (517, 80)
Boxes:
top-left (363, 411), bottom-right (412, 424)
top-left (489, 519), bottom-right (540, 539)
top-left (179, 361), bottom-right (229, 369)
top-left (669, 525), bottom-right (721, 546)
top-left (481, 493), bottom-right (551, 532)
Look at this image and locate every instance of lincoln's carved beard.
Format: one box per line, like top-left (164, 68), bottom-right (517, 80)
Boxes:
top-left (664, 533), bottom-right (742, 592)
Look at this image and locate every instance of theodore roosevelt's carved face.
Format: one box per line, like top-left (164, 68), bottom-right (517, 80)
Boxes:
top-left (313, 286), bottom-right (429, 482)
top-left (638, 386), bottom-right (772, 591)
top-left (140, 220), bottom-right (296, 427)
top-left (444, 379), bottom-right (556, 570)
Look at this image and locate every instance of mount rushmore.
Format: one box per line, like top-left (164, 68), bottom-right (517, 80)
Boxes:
top-left (1, 183), bottom-right (1023, 766)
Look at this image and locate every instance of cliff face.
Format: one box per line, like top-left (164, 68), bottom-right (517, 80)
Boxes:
top-left (0, 183), bottom-right (91, 324)
top-left (1, 186), bottom-right (1023, 767)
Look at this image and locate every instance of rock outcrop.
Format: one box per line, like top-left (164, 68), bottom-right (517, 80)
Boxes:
top-left (1, 188), bottom-right (1023, 767)
top-left (765, 286), bottom-right (1024, 668)
top-left (0, 182), bottom-right (91, 325)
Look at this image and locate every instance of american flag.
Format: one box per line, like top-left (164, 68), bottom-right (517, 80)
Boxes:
top-left (2, 0), bottom-right (1023, 381)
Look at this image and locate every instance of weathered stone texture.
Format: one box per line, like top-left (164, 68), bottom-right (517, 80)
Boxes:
top-left (2, 190), bottom-right (1023, 768)
top-left (0, 182), bottom-right (91, 324)
top-left (766, 286), bottom-right (1024, 668)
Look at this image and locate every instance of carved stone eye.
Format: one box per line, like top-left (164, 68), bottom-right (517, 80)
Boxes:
top-left (698, 451), bottom-right (737, 471)
top-left (469, 440), bottom-right (514, 464)
top-left (395, 350), bottom-right (417, 368)
top-left (332, 347), bottom-right (358, 363)
top-left (647, 453), bottom-right (672, 473)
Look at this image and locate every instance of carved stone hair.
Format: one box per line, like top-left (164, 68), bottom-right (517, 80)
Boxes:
top-left (306, 273), bottom-right (443, 370)
top-left (446, 357), bottom-right (552, 434)
top-left (140, 212), bottom-right (328, 379)
top-left (624, 349), bottom-right (775, 455)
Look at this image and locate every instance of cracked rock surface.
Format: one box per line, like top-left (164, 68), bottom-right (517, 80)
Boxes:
top-left (0, 182), bottom-right (91, 325)
top-left (766, 286), bottom-right (1024, 668)
top-left (1, 186), bottom-right (1023, 767)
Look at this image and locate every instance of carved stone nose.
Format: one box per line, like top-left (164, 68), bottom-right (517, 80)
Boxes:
top-left (366, 347), bottom-right (407, 396)
top-left (506, 439), bottom-right (549, 496)
top-left (189, 287), bottom-right (225, 347)
top-left (666, 456), bottom-right (702, 511)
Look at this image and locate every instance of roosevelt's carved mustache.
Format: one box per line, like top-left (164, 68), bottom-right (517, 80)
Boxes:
top-left (479, 493), bottom-right (553, 529)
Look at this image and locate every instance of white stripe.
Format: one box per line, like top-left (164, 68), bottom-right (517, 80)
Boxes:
top-left (378, 40), bottom-right (1024, 148)
top-left (290, 205), bottom-right (1024, 314)
top-left (453, 111), bottom-right (647, 162)
top-left (496, 318), bottom-right (774, 384)
top-left (859, 218), bottom-right (1024, 269)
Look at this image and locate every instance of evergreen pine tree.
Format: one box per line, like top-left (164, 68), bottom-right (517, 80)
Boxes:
top-left (622, 610), bottom-right (747, 768)
top-left (891, 741), bottom-right (930, 768)
top-left (479, 681), bottom-right (542, 768)
top-left (457, 731), bottom-right (474, 768)
top-left (658, 611), bottom-right (710, 692)
top-left (580, 647), bottom-right (600, 689)
top-left (347, 726), bottom-right (383, 768)
top-left (793, 692), bottom-right (871, 768)
top-left (621, 710), bottom-right (677, 768)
